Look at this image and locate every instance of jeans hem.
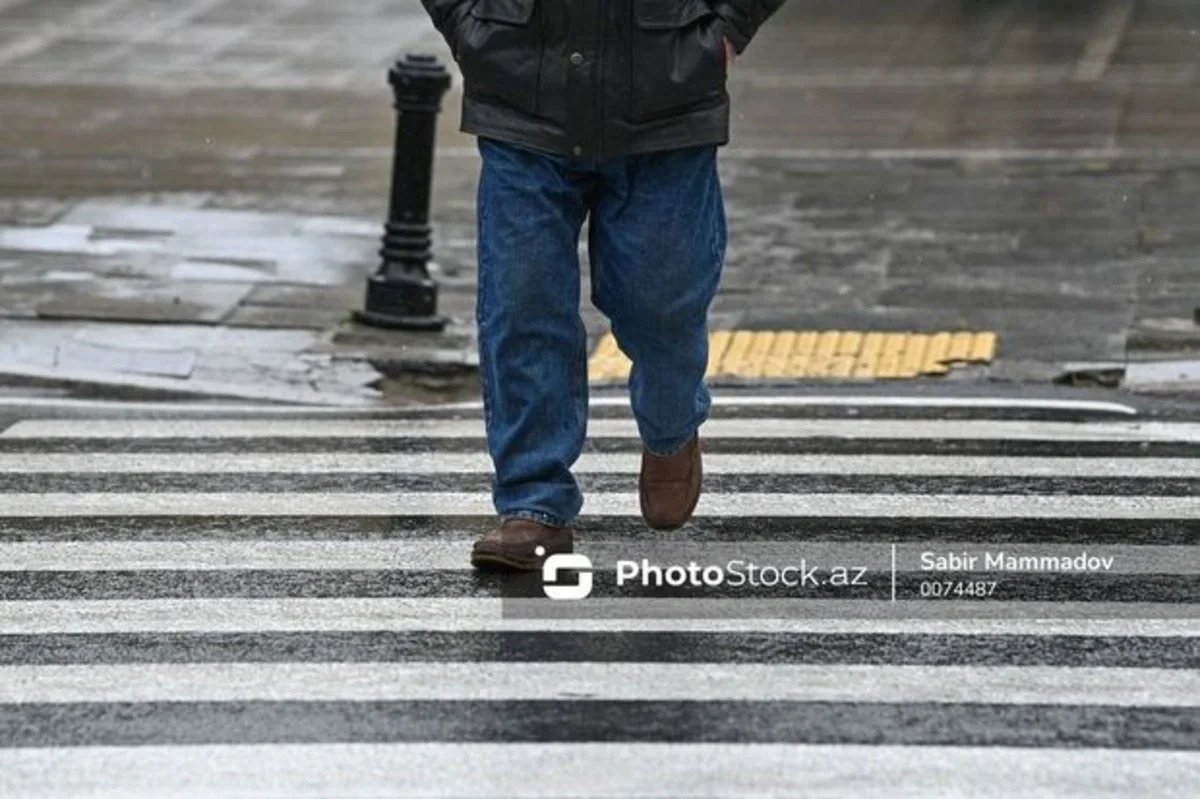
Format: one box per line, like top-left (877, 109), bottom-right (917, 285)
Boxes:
top-left (643, 428), bottom-right (700, 458)
top-left (501, 509), bottom-right (571, 528)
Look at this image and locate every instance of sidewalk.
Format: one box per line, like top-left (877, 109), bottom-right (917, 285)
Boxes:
top-left (1, 0), bottom-right (1199, 405)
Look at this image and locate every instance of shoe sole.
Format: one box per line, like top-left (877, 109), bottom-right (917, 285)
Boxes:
top-left (643, 488), bottom-right (701, 531)
top-left (471, 540), bottom-right (574, 571)
top-left (470, 551), bottom-right (544, 571)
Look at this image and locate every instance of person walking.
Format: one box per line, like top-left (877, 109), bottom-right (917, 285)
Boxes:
top-left (419, 0), bottom-right (785, 569)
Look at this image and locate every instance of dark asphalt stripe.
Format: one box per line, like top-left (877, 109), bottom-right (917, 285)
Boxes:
top-left (0, 701), bottom-right (1194, 748)
top-left (1, 571), bottom-right (1196, 602)
top-left (5, 473), bottom-right (1199, 496)
top-left (3, 632), bottom-right (1194, 667)
top-left (2, 438), bottom-right (1199, 456)
top-left (3, 517), bottom-right (1198, 544)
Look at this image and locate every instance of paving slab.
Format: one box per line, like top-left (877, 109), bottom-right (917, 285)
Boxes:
top-left (34, 278), bottom-right (251, 324)
top-left (53, 202), bottom-right (379, 286)
top-left (0, 321), bottom-right (195, 378)
top-left (1124, 358), bottom-right (1200, 394)
top-left (168, 258), bottom-right (275, 283)
top-left (53, 339), bottom-right (197, 378)
top-left (0, 223), bottom-right (163, 257)
top-left (242, 283), bottom-right (361, 310)
top-left (0, 197), bottom-right (71, 226)
top-left (0, 316), bottom-right (385, 405)
top-left (0, 282), bottom-right (57, 319)
top-left (0, 362), bottom-right (381, 406)
top-left (223, 305), bottom-right (348, 330)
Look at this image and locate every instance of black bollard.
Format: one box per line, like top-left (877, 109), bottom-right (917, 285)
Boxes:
top-left (355, 53), bottom-right (452, 331)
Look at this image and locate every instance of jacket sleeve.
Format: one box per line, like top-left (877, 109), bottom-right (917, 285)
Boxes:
top-left (712, 0), bottom-right (786, 54)
top-left (420, 0), bottom-right (474, 44)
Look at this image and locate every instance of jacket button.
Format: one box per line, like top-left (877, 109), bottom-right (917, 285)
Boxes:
top-left (570, 51), bottom-right (584, 65)
top-left (572, 145), bottom-right (583, 156)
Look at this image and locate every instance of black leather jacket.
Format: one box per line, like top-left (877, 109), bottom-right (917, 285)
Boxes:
top-left (420, 0), bottom-right (785, 159)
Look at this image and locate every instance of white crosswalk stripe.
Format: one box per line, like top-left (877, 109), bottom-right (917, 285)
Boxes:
top-left (3, 663), bottom-right (1195, 705)
top-left (1, 598), bottom-right (1192, 634)
top-left (5, 417), bottom-right (1200, 439)
top-left (2, 745), bottom-right (1195, 799)
top-left (4, 452), bottom-right (1198, 476)
top-left (2, 541), bottom-right (1193, 573)
top-left (0, 405), bottom-right (1196, 797)
top-left (1, 490), bottom-right (1195, 517)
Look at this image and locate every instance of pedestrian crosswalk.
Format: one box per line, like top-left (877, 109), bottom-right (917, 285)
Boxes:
top-left (0, 398), bottom-right (1197, 797)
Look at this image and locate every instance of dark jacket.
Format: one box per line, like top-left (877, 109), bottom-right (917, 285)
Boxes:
top-left (420, 0), bottom-right (785, 160)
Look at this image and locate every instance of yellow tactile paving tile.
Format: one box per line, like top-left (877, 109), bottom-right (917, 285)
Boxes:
top-left (898, 334), bottom-right (929, 378)
top-left (875, 333), bottom-right (908, 379)
top-left (742, 331), bottom-right (776, 378)
top-left (852, 332), bottom-right (884, 378)
top-left (836, 331), bottom-right (863, 356)
top-left (587, 330), bottom-right (998, 381)
top-left (706, 329), bottom-right (733, 375)
top-left (947, 331), bottom-right (975, 362)
top-left (969, 331), bottom-right (998, 362)
top-left (720, 330), bottom-right (755, 376)
top-left (807, 331), bottom-right (840, 377)
top-left (921, 332), bottom-right (952, 375)
top-left (760, 331), bottom-right (797, 377)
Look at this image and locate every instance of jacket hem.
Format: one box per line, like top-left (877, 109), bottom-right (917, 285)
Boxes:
top-left (460, 100), bottom-right (731, 159)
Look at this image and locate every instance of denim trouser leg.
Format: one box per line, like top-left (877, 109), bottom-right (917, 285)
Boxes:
top-left (588, 145), bottom-right (727, 455)
top-left (476, 138), bottom-right (726, 524)
top-left (476, 138), bottom-right (592, 527)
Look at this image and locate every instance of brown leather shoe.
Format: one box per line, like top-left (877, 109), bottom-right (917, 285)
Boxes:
top-left (639, 433), bottom-right (702, 530)
top-left (471, 517), bottom-right (573, 571)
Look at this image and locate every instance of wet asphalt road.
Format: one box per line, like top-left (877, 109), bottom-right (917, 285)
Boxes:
top-left (0, 394), bottom-right (1196, 797)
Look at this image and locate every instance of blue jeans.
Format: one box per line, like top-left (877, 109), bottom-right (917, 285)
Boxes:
top-left (475, 137), bottom-right (727, 527)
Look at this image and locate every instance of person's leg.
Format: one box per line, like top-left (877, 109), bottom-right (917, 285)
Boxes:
top-left (473, 137), bottom-right (593, 538)
top-left (588, 144), bottom-right (727, 454)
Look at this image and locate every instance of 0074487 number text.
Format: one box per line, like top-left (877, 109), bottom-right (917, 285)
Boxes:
top-left (918, 580), bottom-right (998, 598)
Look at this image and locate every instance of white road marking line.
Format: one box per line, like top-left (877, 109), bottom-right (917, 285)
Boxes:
top-left (0, 393), bottom-right (1143, 416)
top-left (3, 453), bottom-right (1196, 477)
top-left (1, 598), bottom-right (1194, 635)
top-left (0, 541), bottom-right (1193, 574)
top-left (0, 744), bottom-right (1195, 798)
top-left (0, 491), bottom-right (1194, 518)
top-left (1, 663), bottom-right (1193, 706)
top-left (5, 418), bottom-right (1196, 440)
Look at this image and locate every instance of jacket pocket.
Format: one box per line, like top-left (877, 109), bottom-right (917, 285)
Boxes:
top-left (457, 0), bottom-right (542, 114)
top-left (629, 0), bottom-right (725, 122)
